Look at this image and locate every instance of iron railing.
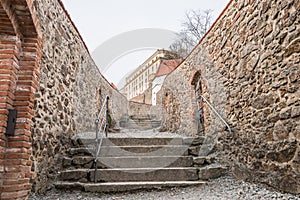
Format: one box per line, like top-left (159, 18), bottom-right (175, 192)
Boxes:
top-left (199, 94), bottom-right (233, 138)
top-left (94, 95), bottom-right (109, 183)
top-left (195, 80), bottom-right (233, 138)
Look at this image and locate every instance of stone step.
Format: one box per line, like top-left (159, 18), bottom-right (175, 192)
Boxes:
top-left (126, 120), bottom-right (161, 124)
top-left (73, 137), bottom-right (184, 147)
top-left (69, 145), bottom-right (189, 157)
top-left (55, 180), bottom-right (206, 193)
top-left (198, 164), bottom-right (228, 180)
top-left (125, 121), bottom-right (161, 125)
top-left (123, 124), bottom-right (161, 130)
top-left (58, 167), bottom-right (199, 182)
top-left (193, 156), bottom-right (216, 166)
top-left (63, 156), bottom-right (194, 169)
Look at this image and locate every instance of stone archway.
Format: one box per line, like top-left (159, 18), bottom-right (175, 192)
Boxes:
top-left (0, 0), bottom-right (42, 199)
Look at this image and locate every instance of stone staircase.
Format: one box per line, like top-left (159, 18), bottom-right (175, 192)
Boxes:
top-left (54, 135), bottom-right (227, 193)
top-left (119, 115), bottom-right (161, 130)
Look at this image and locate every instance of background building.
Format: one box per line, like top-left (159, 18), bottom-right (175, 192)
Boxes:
top-left (123, 49), bottom-right (178, 101)
top-left (152, 59), bottom-right (181, 105)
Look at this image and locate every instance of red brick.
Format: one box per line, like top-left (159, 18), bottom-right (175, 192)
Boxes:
top-left (0, 49), bottom-right (15, 54)
top-left (0, 121), bottom-right (7, 127)
top-left (4, 157), bottom-right (27, 166)
top-left (2, 178), bottom-right (30, 186)
top-left (7, 141), bottom-right (31, 149)
top-left (13, 101), bottom-right (32, 107)
top-left (3, 172), bottom-right (25, 179)
top-left (6, 147), bottom-right (31, 154)
top-left (0, 115), bottom-right (8, 121)
top-left (5, 153), bottom-right (29, 160)
top-left (0, 103), bottom-right (11, 109)
top-left (0, 39), bottom-right (17, 45)
top-left (14, 90), bottom-right (32, 97)
top-left (0, 109), bottom-right (9, 115)
top-left (0, 134), bottom-right (6, 140)
top-left (14, 95), bottom-right (34, 102)
top-left (25, 171), bottom-right (32, 178)
top-left (0, 183), bottom-right (31, 192)
top-left (0, 190), bottom-right (29, 199)
top-left (19, 61), bottom-right (36, 67)
top-left (15, 111), bottom-right (33, 118)
top-left (23, 38), bottom-right (39, 44)
top-left (15, 107), bottom-right (34, 115)
top-left (0, 64), bottom-right (18, 71)
top-left (0, 85), bottom-right (11, 91)
top-left (0, 54), bottom-right (15, 59)
top-left (16, 75), bottom-right (34, 81)
top-left (16, 80), bottom-right (34, 87)
top-left (6, 135), bottom-right (30, 142)
top-left (14, 129), bottom-right (31, 137)
top-left (0, 140), bottom-right (6, 147)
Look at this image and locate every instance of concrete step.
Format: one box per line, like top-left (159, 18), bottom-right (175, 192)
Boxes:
top-left (63, 156), bottom-right (194, 169)
top-left (58, 167), bottom-right (199, 182)
top-left (69, 145), bottom-right (189, 157)
top-left (55, 181), bottom-right (206, 193)
top-left (73, 137), bottom-right (184, 147)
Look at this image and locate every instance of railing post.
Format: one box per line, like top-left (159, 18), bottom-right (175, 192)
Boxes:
top-left (94, 95), bottom-right (110, 183)
top-left (94, 118), bottom-right (99, 183)
top-left (105, 96), bottom-right (109, 137)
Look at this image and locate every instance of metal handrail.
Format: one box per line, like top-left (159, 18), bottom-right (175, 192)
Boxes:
top-left (94, 95), bottom-right (109, 183)
top-left (195, 79), bottom-right (232, 138)
top-left (199, 94), bottom-right (233, 138)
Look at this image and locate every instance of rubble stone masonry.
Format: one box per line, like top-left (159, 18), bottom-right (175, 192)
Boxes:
top-left (30, 0), bottom-right (128, 193)
top-left (160, 0), bottom-right (299, 194)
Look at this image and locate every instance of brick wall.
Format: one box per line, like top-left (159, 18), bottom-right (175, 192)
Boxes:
top-left (1, 0), bottom-right (128, 198)
top-left (0, 0), bottom-right (43, 199)
top-left (160, 0), bottom-right (299, 194)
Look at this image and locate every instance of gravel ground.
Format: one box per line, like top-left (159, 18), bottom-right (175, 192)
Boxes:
top-left (29, 176), bottom-right (300, 200)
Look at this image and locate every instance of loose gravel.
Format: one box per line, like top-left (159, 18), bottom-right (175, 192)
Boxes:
top-left (29, 176), bottom-right (300, 200)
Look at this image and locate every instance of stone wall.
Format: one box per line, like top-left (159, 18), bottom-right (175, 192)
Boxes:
top-left (130, 85), bottom-right (152, 105)
top-left (160, 0), bottom-right (299, 194)
top-left (128, 101), bottom-right (161, 119)
top-left (31, 0), bottom-right (128, 193)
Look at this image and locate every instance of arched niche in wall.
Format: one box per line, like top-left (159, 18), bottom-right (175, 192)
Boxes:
top-left (190, 70), bottom-right (205, 135)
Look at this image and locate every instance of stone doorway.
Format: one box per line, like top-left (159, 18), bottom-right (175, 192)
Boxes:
top-left (191, 71), bottom-right (205, 135)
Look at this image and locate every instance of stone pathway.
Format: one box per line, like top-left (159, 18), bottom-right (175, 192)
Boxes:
top-left (29, 175), bottom-right (300, 200)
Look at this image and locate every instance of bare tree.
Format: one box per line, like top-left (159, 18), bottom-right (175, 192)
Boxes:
top-left (170, 9), bottom-right (213, 58)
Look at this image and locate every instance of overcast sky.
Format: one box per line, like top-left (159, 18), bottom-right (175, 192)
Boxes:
top-left (61, 0), bottom-right (229, 87)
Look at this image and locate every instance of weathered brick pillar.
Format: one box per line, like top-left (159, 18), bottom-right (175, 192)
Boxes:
top-left (0, 0), bottom-right (42, 199)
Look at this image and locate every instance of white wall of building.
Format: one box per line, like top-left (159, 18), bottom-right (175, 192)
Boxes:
top-left (151, 75), bottom-right (166, 105)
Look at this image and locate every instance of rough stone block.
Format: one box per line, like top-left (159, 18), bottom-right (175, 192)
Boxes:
top-left (198, 164), bottom-right (228, 180)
